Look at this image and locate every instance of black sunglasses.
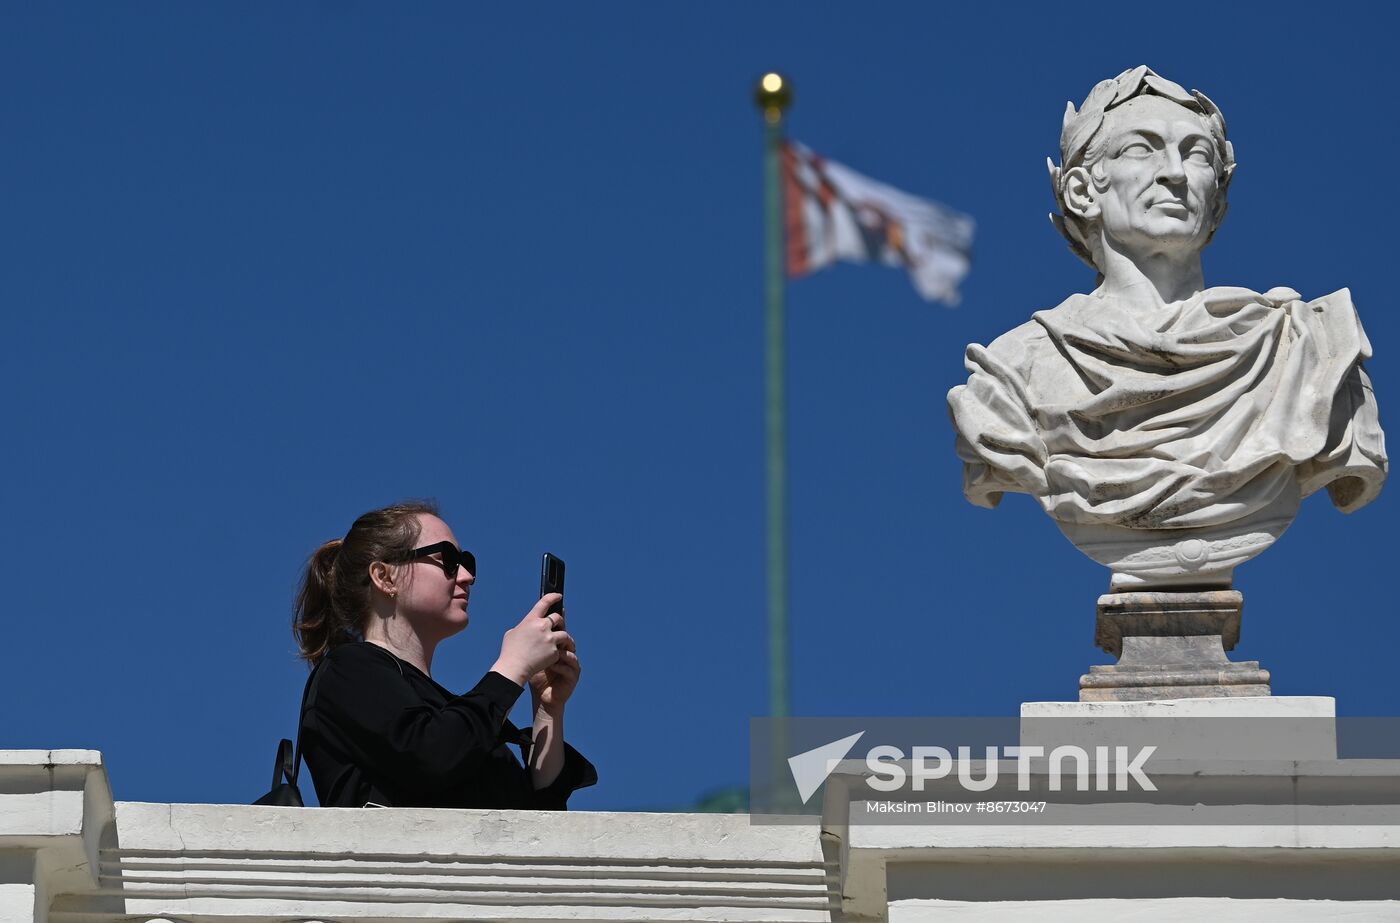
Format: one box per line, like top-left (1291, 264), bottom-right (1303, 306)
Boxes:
top-left (405, 541), bottom-right (477, 580)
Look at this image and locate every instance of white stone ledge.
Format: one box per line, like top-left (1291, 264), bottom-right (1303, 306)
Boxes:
top-left (0, 752), bottom-right (104, 769)
top-left (5, 750), bottom-right (1400, 922)
top-left (53, 898), bottom-right (833, 922)
top-left (99, 855), bottom-right (828, 881)
top-left (1021, 696), bottom-right (1337, 719)
top-left (114, 802), bottom-right (823, 864)
top-left (54, 802), bottom-right (834, 923)
top-left (0, 791), bottom-right (87, 840)
top-left (889, 897), bottom-right (1400, 921)
top-left (847, 822), bottom-right (1400, 851)
top-left (89, 871), bottom-right (826, 899)
top-left (0, 751), bottom-right (108, 843)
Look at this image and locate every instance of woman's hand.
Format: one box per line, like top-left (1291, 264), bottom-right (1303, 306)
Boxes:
top-left (530, 620), bottom-right (580, 715)
top-left (491, 594), bottom-right (571, 688)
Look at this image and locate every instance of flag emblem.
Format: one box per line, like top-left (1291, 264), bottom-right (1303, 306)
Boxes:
top-left (782, 140), bottom-right (974, 305)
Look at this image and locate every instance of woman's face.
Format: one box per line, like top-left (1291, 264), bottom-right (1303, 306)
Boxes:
top-left (395, 513), bottom-right (475, 641)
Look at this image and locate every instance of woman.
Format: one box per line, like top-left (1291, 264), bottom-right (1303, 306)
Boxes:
top-left (293, 500), bottom-right (596, 808)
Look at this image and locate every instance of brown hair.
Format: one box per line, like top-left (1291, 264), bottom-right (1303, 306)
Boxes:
top-left (292, 500), bottom-right (440, 666)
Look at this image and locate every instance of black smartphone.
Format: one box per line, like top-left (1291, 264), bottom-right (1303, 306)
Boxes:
top-left (540, 552), bottom-right (566, 616)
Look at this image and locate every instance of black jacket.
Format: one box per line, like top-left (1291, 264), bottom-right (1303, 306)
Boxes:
top-left (301, 641), bottom-right (596, 808)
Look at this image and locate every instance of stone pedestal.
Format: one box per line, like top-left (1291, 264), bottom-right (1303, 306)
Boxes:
top-left (1021, 695), bottom-right (1337, 760)
top-left (1079, 590), bottom-right (1272, 702)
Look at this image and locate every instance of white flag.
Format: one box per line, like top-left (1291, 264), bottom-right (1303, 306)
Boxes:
top-left (783, 140), bottom-right (974, 305)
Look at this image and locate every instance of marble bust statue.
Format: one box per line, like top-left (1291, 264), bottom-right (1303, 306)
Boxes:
top-left (948, 66), bottom-right (1387, 590)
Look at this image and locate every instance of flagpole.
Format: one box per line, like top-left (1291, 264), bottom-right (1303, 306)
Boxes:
top-left (755, 72), bottom-right (793, 807)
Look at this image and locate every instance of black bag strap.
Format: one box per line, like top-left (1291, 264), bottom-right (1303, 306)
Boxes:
top-left (285, 660), bottom-right (326, 787)
top-left (363, 642), bottom-right (406, 679)
top-left (269, 737), bottom-right (295, 791)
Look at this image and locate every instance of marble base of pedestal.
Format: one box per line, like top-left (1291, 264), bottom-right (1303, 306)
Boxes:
top-left (1079, 590), bottom-right (1272, 702)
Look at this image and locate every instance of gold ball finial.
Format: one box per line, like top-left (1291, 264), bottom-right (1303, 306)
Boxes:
top-left (754, 71), bottom-right (793, 123)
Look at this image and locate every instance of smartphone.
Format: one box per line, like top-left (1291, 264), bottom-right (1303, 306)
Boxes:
top-left (540, 552), bottom-right (566, 616)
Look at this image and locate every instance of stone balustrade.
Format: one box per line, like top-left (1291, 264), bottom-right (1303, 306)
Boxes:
top-left (5, 749), bottom-right (1400, 922)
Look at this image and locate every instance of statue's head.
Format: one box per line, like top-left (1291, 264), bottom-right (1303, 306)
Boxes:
top-left (1048, 66), bottom-right (1236, 272)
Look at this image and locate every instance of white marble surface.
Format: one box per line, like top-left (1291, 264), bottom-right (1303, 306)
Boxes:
top-left (1021, 695), bottom-right (1336, 720)
top-left (1020, 695), bottom-right (1337, 759)
top-left (6, 749), bottom-right (1400, 923)
top-left (948, 67), bottom-right (1387, 588)
top-left (889, 898), bottom-right (1400, 921)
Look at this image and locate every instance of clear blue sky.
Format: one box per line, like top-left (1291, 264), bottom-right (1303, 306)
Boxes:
top-left (2, 3), bottom-right (1395, 810)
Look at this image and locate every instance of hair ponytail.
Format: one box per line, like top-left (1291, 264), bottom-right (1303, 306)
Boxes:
top-left (293, 539), bottom-right (348, 666)
top-left (291, 501), bottom-right (439, 667)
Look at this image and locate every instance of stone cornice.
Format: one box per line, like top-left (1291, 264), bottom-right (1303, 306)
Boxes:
top-left (7, 750), bottom-right (1400, 923)
top-left (59, 802), bottom-right (833, 922)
